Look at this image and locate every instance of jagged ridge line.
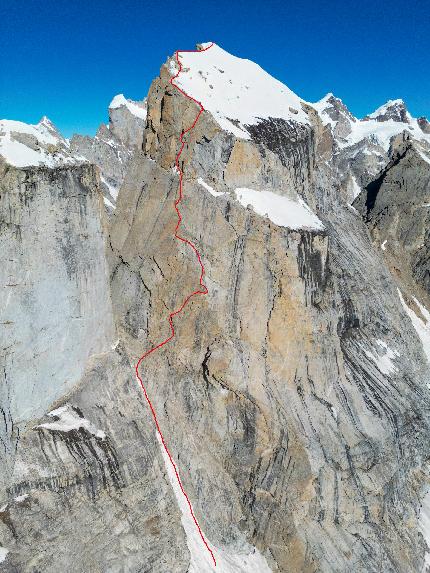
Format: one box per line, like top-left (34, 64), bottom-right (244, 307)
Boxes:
top-left (134, 43), bottom-right (217, 567)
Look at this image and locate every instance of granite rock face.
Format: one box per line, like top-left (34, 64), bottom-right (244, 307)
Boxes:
top-left (1, 43), bottom-right (430, 573)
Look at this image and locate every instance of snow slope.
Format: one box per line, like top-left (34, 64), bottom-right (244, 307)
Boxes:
top-left (173, 43), bottom-right (309, 139)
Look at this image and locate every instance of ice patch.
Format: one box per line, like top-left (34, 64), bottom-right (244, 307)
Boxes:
top-left (234, 187), bottom-right (324, 231)
top-left (36, 404), bottom-right (106, 439)
top-left (109, 94), bottom-right (147, 120)
top-left (197, 178), bottom-right (226, 197)
top-left (156, 433), bottom-right (272, 572)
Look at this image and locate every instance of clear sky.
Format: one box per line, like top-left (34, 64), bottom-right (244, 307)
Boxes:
top-left (2, 0), bottom-right (429, 137)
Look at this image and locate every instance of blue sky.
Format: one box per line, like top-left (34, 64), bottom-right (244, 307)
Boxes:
top-left (2, 0), bottom-right (429, 137)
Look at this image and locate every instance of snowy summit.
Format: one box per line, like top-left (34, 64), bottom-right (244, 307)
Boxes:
top-left (109, 94), bottom-right (147, 120)
top-left (173, 42), bottom-right (309, 139)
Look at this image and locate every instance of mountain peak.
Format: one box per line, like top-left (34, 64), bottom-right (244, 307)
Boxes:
top-left (312, 93), bottom-right (356, 130)
top-left (364, 99), bottom-right (411, 123)
top-left (109, 94), bottom-right (147, 120)
top-left (172, 42), bottom-right (309, 140)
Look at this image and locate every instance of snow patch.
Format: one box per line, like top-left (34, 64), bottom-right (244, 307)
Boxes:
top-left (156, 433), bottom-right (272, 572)
top-left (417, 148), bottom-right (430, 165)
top-left (0, 547), bottom-right (9, 564)
top-left (347, 175), bottom-right (362, 201)
top-left (398, 291), bottom-right (430, 377)
top-left (14, 494), bottom-right (29, 503)
top-left (100, 174), bottom-right (119, 201)
top-left (175, 43), bottom-right (309, 140)
top-left (234, 188), bottom-right (324, 231)
top-left (168, 59), bottom-right (178, 75)
top-left (419, 488), bottom-right (430, 572)
top-left (381, 240), bottom-right (387, 251)
top-left (343, 119), bottom-right (427, 151)
top-left (197, 178), bottom-right (225, 197)
top-left (36, 404), bottom-right (106, 439)
top-left (109, 94), bottom-right (147, 120)
top-left (104, 197), bottom-right (115, 209)
top-left (364, 339), bottom-right (398, 375)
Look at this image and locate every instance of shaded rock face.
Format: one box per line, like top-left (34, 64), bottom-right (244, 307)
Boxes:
top-left (1, 45), bottom-right (430, 573)
top-left (353, 143), bottom-right (430, 306)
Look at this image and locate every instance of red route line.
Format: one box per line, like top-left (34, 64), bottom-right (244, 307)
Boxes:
top-left (134, 43), bottom-right (217, 567)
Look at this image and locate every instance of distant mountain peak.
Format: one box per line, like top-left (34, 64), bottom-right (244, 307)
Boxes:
top-left (314, 93), bottom-right (356, 123)
top-left (418, 116), bottom-right (430, 134)
top-left (364, 99), bottom-right (411, 123)
top-left (109, 94), bottom-right (147, 120)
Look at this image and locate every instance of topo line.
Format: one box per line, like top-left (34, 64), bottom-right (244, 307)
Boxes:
top-left (134, 43), bottom-right (217, 567)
